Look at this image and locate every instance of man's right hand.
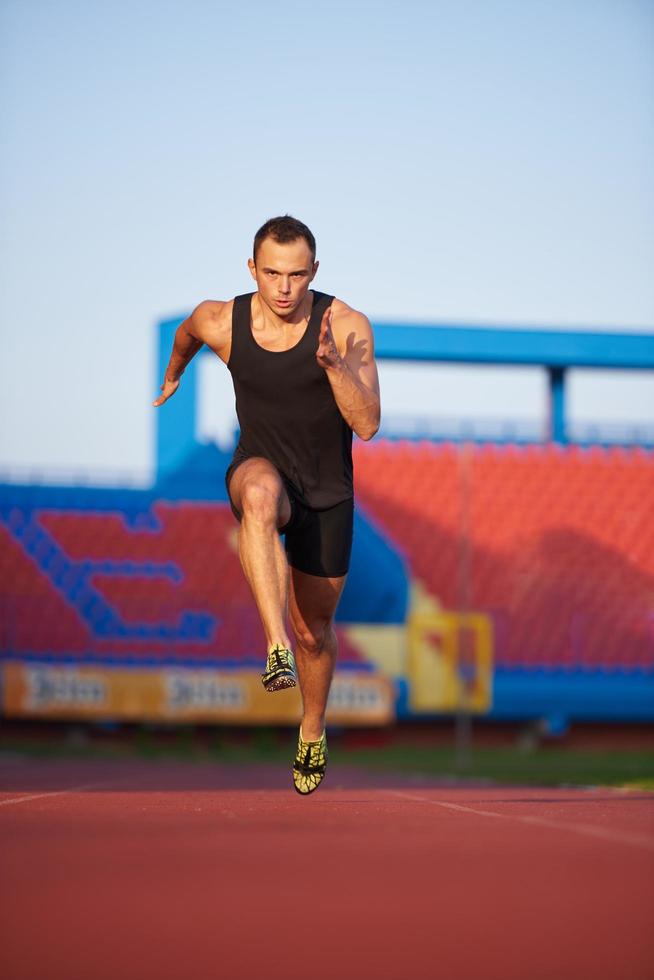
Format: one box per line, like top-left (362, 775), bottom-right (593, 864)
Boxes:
top-left (152, 375), bottom-right (180, 407)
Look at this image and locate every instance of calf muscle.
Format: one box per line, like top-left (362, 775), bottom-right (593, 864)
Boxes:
top-left (290, 569), bottom-right (346, 741)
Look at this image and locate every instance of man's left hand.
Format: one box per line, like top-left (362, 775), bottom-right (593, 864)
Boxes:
top-left (316, 306), bottom-right (342, 370)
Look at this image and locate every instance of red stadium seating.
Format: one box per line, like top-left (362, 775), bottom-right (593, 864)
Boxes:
top-left (0, 503), bottom-right (364, 665)
top-left (353, 441), bottom-right (654, 669)
top-left (0, 525), bottom-right (91, 654)
top-left (2, 441), bottom-right (652, 671)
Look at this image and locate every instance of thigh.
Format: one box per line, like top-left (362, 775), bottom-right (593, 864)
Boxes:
top-left (227, 456), bottom-right (293, 529)
top-left (289, 566), bottom-right (347, 635)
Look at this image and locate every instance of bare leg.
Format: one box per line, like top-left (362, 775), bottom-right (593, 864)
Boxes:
top-left (228, 458), bottom-right (293, 650)
top-left (289, 568), bottom-right (347, 740)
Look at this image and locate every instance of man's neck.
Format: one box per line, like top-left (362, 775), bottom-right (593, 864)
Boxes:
top-left (255, 291), bottom-right (313, 331)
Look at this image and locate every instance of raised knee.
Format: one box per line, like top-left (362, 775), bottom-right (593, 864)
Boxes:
top-left (240, 478), bottom-right (280, 524)
top-left (293, 617), bottom-right (331, 655)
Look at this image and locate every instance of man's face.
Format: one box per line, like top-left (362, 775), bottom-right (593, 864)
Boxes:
top-left (248, 236), bottom-right (318, 317)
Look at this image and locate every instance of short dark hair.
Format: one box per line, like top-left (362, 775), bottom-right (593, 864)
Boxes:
top-left (253, 215), bottom-right (316, 263)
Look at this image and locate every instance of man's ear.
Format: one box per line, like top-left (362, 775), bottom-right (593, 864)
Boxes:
top-left (310, 259), bottom-right (319, 281)
top-left (247, 258), bottom-right (257, 281)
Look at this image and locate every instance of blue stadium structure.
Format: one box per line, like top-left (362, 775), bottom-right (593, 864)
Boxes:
top-left (0, 317), bottom-right (652, 728)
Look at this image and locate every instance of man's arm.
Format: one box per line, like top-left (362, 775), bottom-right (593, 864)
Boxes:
top-left (153, 301), bottom-right (229, 408)
top-left (316, 300), bottom-right (380, 441)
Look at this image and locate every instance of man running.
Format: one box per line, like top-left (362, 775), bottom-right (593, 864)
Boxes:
top-left (153, 215), bottom-right (381, 793)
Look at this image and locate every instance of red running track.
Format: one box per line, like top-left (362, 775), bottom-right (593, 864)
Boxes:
top-left (1, 757), bottom-right (653, 980)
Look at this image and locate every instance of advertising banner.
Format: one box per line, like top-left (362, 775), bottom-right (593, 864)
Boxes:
top-left (1, 661), bottom-right (394, 726)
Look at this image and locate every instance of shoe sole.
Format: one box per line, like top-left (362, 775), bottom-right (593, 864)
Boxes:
top-left (262, 672), bottom-right (297, 692)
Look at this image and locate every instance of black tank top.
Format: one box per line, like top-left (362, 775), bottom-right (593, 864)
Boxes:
top-left (227, 290), bottom-right (353, 509)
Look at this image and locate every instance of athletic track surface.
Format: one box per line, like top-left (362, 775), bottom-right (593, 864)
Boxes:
top-left (1, 757), bottom-right (653, 980)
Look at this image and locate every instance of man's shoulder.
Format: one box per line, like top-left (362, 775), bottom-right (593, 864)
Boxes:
top-left (191, 298), bottom-right (233, 324)
top-left (188, 298), bottom-right (235, 350)
top-left (329, 297), bottom-right (372, 334)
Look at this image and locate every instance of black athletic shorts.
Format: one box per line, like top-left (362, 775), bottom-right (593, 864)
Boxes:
top-left (225, 458), bottom-right (354, 578)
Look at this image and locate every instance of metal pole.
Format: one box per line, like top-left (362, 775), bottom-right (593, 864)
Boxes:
top-left (455, 442), bottom-right (473, 770)
top-left (548, 366), bottom-right (567, 444)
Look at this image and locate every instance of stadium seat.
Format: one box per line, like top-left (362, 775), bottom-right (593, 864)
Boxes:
top-left (2, 442), bottom-right (652, 672)
top-left (353, 441), bottom-right (654, 670)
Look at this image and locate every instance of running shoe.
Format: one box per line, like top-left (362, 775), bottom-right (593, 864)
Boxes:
top-left (261, 643), bottom-right (296, 692)
top-left (293, 727), bottom-right (328, 795)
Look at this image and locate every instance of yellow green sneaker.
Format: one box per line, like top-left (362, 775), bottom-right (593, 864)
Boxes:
top-left (292, 727), bottom-right (328, 795)
top-left (261, 644), bottom-right (296, 692)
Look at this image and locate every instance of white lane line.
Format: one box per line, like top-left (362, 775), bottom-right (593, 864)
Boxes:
top-left (0, 778), bottom-right (127, 807)
top-left (391, 791), bottom-right (654, 854)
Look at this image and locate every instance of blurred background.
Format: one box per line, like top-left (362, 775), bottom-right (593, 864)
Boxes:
top-left (1, 0), bottom-right (653, 781)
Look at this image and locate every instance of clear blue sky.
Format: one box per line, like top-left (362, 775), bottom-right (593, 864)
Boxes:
top-left (1, 0), bottom-right (653, 481)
